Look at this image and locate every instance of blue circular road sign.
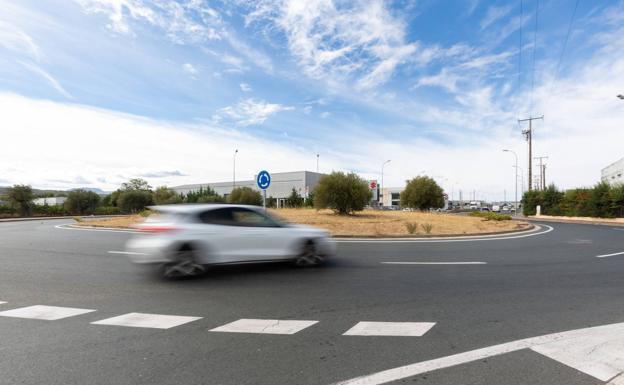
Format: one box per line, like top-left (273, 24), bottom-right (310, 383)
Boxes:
top-left (257, 170), bottom-right (271, 190)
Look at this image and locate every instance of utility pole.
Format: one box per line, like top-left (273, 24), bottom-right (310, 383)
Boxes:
top-left (518, 116), bottom-right (543, 191)
top-left (534, 156), bottom-right (548, 190)
top-left (316, 153), bottom-right (319, 173)
top-left (233, 149), bottom-right (238, 189)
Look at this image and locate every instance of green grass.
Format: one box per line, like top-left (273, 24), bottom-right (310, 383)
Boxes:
top-left (469, 211), bottom-right (512, 221)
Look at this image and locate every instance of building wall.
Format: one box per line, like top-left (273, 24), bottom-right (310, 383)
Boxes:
top-left (32, 197), bottom-right (67, 206)
top-left (172, 171), bottom-right (325, 199)
top-left (601, 157), bottom-right (624, 185)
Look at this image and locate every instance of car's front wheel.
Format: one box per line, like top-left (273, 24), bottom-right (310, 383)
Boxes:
top-left (162, 246), bottom-right (205, 279)
top-left (294, 240), bottom-right (325, 267)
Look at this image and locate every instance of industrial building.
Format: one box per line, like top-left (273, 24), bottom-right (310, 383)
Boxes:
top-left (601, 157), bottom-right (624, 185)
top-left (32, 197), bottom-right (67, 206)
top-left (172, 171), bottom-right (325, 207)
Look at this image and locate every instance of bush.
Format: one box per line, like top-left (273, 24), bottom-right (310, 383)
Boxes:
top-left (285, 188), bottom-right (304, 208)
top-left (228, 187), bottom-right (263, 206)
top-left (0, 205), bottom-right (15, 217)
top-left (421, 223), bottom-right (433, 234)
top-left (94, 206), bottom-right (121, 215)
top-left (6, 184), bottom-right (34, 216)
top-left (117, 190), bottom-right (154, 213)
top-left (153, 186), bottom-right (183, 205)
top-left (139, 209), bottom-right (152, 217)
top-left (522, 182), bottom-right (624, 218)
top-left (400, 176), bottom-right (444, 210)
top-left (405, 222), bottom-right (418, 234)
top-left (184, 186), bottom-right (224, 203)
top-left (33, 204), bottom-right (68, 217)
top-left (470, 211), bottom-right (512, 221)
top-left (64, 189), bottom-right (100, 215)
top-left (313, 172), bottom-right (371, 215)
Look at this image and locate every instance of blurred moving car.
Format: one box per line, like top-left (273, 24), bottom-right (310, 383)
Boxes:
top-left (125, 204), bottom-right (335, 278)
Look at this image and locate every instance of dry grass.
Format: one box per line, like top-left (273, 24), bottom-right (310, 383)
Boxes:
top-left (271, 209), bottom-right (529, 237)
top-left (76, 209), bottom-right (530, 237)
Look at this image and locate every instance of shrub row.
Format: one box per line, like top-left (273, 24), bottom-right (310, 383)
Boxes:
top-left (469, 211), bottom-right (512, 221)
top-left (522, 182), bottom-right (624, 218)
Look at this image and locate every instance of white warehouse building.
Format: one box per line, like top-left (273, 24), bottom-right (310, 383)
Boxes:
top-left (601, 157), bottom-right (624, 185)
top-left (172, 171), bottom-right (325, 206)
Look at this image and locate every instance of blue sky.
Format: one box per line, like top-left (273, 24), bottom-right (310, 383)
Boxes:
top-left (1, 0), bottom-right (623, 200)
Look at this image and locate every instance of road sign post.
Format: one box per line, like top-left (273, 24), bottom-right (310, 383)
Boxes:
top-left (256, 170), bottom-right (271, 212)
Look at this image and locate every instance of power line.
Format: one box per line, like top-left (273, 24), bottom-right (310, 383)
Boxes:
top-left (546, 0), bottom-right (580, 100)
top-left (517, 0), bottom-right (524, 120)
top-left (529, 0), bottom-right (540, 116)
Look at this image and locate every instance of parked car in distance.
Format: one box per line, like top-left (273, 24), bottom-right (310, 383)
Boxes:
top-left (125, 204), bottom-right (336, 278)
top-left (492, 205), bottom-right (500, 212)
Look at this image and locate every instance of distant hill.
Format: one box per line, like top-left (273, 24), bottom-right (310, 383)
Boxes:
top-left (0, 186), bottom-right (112, 197)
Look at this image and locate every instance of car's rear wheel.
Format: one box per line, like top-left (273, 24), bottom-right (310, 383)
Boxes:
top-left (294, 240), bottom-right (325, 267)
top-left (162, 246), bottom-right (205, 279)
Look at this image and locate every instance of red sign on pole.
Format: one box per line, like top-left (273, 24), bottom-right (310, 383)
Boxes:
top-left (370, 180), bottom-right (378, 189)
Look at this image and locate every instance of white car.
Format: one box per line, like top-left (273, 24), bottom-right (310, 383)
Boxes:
top-left (125, 204), bottom-right (336, 278)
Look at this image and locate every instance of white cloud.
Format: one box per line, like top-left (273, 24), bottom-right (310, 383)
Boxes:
top-left (18, 61), bottom-right (73, 99)
top-left (182, 62), bottom-right (198, 75)
top-left (217, 98), bottom-right (294, 126)
top-left (239, 82), bottom-right (252, 92)
top-left (0, 20), bottom-right (41, 60)
top-left (246, 0), bottom-right (423, 88)
top-left (302, 106), bottom-right (312, 114)
top-left (480, 5), bottom-right (513, 30)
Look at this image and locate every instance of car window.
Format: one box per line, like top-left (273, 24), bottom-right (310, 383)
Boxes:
top-left (231, 208), bottom-right (280, 227)
top-left (198, 208), bottom-right (234, 225)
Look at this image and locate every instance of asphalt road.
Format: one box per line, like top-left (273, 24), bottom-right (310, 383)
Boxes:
top-left (1, 219), bottom-right (624, 385)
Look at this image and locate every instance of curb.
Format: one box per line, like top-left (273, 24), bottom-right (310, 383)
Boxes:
top-left (0, 215), bottom-right (131, 223)
top-left (527, 217), bottom-right (624, 227)
top-left (62, 223), bottom-right (539, 240)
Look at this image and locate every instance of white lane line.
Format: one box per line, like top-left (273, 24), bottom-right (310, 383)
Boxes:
top-left (335, 225), bottom-right (553, 243)
top-left (0, 301), bottom-right (6, 305)
top-left (596, 251), bottom-right (624, 258)
top-left (210, 319), bottom-right (318, 335)
top-left (334, 321), bottom-right (624, 385)
top-left (381, 262), bottom-right (486, 265)
top-left (343, 322), bottom-right (436, 337)
top-left (108, 250), bottom-right (148, 256)
top-left (91, 313), bottom-right (202, 329)
top-left (54, 224), bottom-right (139, 233)
top-left (0, 305), bottom-right (96, 320)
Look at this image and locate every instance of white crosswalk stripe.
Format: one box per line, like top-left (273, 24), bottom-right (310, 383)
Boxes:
top-left (343, 322), bottom-right (436, 336)
top-left (210, 319), bottom-right (319, 335)
top-left (91, 313), bottom-right (202, 329)
top-left (0, 305), bottom-right (96, 320)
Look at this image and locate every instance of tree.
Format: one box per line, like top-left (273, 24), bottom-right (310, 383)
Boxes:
top-left (153, 186), bottom-right (182, 205)
top-left (120, 178), bottom-right (152, 191)
top-left (589, 181), bottom-right (612, 217)
top-left (285, 188), bottom-right (304, 208)
top-left (400, 176), bottom-right (444, 210)
top-left (7, 184), bottom-right (34, 216)
top-left (314, 172), bottom-right (371, 215)
top-left (64, 189), bottom-right (100, 215)
top-left (541, 184), bottom-right (564, 215)
top-left (304, 191), bottom-right (315, 207)
top-left (184, 186), bottom-right (223, 203)
top-left (228, 187), bottom-right (263, 206)
top-left (117, 190), bottom-right (154, 213)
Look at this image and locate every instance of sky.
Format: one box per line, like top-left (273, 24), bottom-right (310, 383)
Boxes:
top-left (1, 0), bottom-right (623, 201)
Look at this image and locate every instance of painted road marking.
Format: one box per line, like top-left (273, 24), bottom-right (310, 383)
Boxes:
top-left (108, 250), bottom-right (148, 256)
top-left (54, 224), bottom-right (139, 233)
top-left (596, 251), bottom-right (624, 258)
top-left (210, 319), bottom-right (318, 335)
top-left (334, 321), bottom-right (624, 385)
top-left (0, 305), bottom-right (95, 320)
top-left (0, 301), bottom-right (6, 305)
top-left (92, 313), bottom-right (201, 329)
top-left (343, 322), bottom-right (436, 337)
top-left (381, 262), bottom-right (486, 265)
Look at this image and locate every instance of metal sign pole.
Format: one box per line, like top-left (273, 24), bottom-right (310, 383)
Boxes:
top-left (263, 189), bottom-right (266, 213)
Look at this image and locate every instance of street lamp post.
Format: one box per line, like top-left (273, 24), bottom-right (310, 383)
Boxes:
top-left (233, 149), bottom-right (238, 189)
top-left (380, 160), bottom-right (391, 208)
top-left (316, 153), bottom-right (319, 173)
top-left (503, 149), bottom-right (518, 212)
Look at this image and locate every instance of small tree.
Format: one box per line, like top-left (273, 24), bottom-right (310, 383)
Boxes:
top-left (64, 189), bottom-right (100, 215)
top-left (400, 176), bottom-right (444, 210)
top-left (304, 191), bottom-right (315, 207)
top-left (184, 186), bottom-right (223, 203)
top-left (314, 172), bottom-right (371, 215)
top-left (117, 190), bottom-right (154, 213)
top-left (228, 187), bottom-right (263, 206)
top-left (286, 188), bottom-right (304, 208)
top-left (153, 186), bottom-right (182, 205)
top-left (7, 184), bottom-right (34, 216)
top-left (120, 178), bottom-right (152, 191)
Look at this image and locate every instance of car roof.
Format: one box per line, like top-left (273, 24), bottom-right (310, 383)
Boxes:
top-left (149, 204), bottom-right (262, 214)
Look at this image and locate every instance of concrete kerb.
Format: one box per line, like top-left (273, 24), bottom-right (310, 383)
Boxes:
top-left (0, 215), bottom-right (132, 223)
